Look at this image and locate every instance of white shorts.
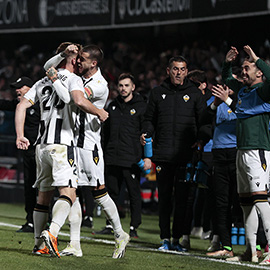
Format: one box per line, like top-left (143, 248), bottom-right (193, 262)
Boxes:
top-left (76, 145), bottom-right (105, 187)
top-left (33, 144), bottom-right (78, 192)
top-left (236, 149), bottom-right (270, 194)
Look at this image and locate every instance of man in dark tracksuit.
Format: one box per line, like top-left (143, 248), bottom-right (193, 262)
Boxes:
top-left (141, 56), bottom-right (206, 251)
top-left (0, 77), bottom-right (40, 232)
top-left (102, 73), bottom-right (147, 238)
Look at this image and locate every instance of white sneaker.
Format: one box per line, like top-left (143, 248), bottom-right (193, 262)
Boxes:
top-left (201, 230), bottom-right (211, 240)
top-left (60, 243), bottom-right (83, 257)
top-left (112, 232), bottom-right (130, 259)
top-left (191, 227), bottom-right (203, 238)
top-left (226, 250), bottom-right (258, 263)
top-left (260, 253), bottom-right (270, 265)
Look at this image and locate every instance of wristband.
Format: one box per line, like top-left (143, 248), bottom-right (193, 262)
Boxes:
top-left (225, 97), bottom-right (233, 106)
top-left (210, 102), bottom-right (217, 110)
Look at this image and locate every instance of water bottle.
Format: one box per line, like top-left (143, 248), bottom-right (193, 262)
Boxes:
top-left (185, 162), bottom-right (194, 182)
top-left (144, 137), bottom-right (153, 158)
top-left (137, 159), bottom-right (151, 175)
top-left (238, 227), bottom-right (245, 245)
top-left (231, 227), bottom-right (238, 245)
top-left (193, 160), bottom-right (208, 188)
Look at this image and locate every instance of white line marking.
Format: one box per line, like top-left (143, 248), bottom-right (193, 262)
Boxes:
top-left (0, 222), bottom-right (269, 268)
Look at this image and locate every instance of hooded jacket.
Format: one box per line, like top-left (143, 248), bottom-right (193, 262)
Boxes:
top-left (142, 77), bottom-right (206, 164)
top-left (103, 93), bottom-right (147, 167)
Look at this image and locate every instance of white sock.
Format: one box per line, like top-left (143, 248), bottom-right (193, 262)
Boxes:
top-left (96, 194), bottom-right (123, 237)
top-left (255, 202), bottom-right (270, 244)
top-left (50, 198), bottom-right (72, 237)
top-left (244, 205), bottom-right (258, 256)
top-left (68, 197), bottom-right (82, 250)
top-left (33, 209), bottom-right (49, 248)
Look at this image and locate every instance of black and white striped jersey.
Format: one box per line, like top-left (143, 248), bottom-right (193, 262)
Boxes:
top-left (75, 68), bottom-right (109, 150)
top-left (24, 68), bottom-right (84, 146)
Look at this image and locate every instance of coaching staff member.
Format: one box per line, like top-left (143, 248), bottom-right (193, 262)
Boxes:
top-left (0, 77), bottom-right (40, 232)
top-left (102, 73), bottom-right (147, 238)
top-left (141, 56), bottom-right (206, 251)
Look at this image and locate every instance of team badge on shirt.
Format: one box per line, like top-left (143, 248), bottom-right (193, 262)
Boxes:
top-left (162, 94), bottom-right (166, 99)
top-left (84, 86), bottom-right (93, 100)
top-left (228, 109), bottom-right (232, 114)
top-left (93, 145), bottom-right (99, 165)
top-left (156, 166), bottom-right (161, 173)
top-left (130, 109), bottom-right (136, 115)
top-left (183, 95), bottom-right (190, 102)
top-left (238, 99), bottom-right (242, 105)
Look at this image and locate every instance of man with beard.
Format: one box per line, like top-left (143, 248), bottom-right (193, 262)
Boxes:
top-left (219, 45), bottom-right (270, 265)
top-left (100, 73), bottom-right (147, 238)
top-left (44, 44), bottom-right (130, 259)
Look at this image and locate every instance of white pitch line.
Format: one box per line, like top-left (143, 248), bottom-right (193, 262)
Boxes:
top-left (0, 222), bottom-right (269, 269)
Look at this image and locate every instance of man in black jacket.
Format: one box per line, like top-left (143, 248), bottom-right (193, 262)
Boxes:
top-left (0, 77), bottom-right (40, 232)
top-left (141, 56), bottom-right (206, 251)
top-left (101, 73), bottom-right (147, 238)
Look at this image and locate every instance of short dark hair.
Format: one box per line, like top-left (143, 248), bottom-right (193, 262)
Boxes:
top-left (82, 45), bottom-right (104, 66)
top-left (168, 56), bottom-right (188, 68)
top-left (187, 70), bottom-right (207, 84)
top-left (118, 73), bottom-right (135, 84)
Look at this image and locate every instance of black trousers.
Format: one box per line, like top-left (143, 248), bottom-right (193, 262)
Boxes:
top-left (22, 146), bottom-right (37, 224)
top-left (156, 162), bottom-right (196, 240)
top-left (212, 148), bottom-right (242, 248)
top-left (105, 165), bottom-right (142, 228)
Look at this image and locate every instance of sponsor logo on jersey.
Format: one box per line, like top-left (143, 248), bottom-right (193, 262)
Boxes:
top-left (183, 95), bottom-right (190, 102)
top-left (130, 109), bottom-right (136, 115)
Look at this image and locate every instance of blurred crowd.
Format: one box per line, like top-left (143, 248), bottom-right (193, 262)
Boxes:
top-left (1, 37), bottom-right (270, 137)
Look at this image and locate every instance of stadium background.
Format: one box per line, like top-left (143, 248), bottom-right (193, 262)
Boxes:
top-left (0, 0), bottom-right (270, 204)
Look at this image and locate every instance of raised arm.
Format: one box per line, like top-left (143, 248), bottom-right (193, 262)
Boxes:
top-left (222, 46), bottom-right (243, 93)
top-left (46, 67), bottom-right (71, 103)
top-left (43, 44), bottom-right (79, 71)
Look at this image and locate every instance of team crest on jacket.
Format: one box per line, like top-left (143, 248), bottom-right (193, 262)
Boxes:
top-left (228, 109), bottom-right (232, 114)
top-left (162, 94), bottom-right (166, 99)
top-left (112, 106), bottom-right (116, 110)
top-left (238, 99), bottom-right (242, 105)
top-left (156, 166), bottom-right (161, 173)
top-left (183, 95), bottom-right (190, 102)
top-left (130, 109), bottom-right (136, 115)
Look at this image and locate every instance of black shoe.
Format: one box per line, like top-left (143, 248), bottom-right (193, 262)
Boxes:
top-left (17, 223), bottom-right (34, 233)
top-left (129, 227), bottom-right (138, 238)
top-left (81, 216), bottom-right (93, 228)
top-left (93, 226), bottom-right (114, 235)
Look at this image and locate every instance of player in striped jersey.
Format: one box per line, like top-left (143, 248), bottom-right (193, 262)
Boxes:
top-left (15, 42), bottom-right (108, 257)
top-left (44, 44), bottom-right (130, 258)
